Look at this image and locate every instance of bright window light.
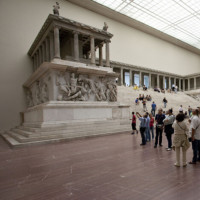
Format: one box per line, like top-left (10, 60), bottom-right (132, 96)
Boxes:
top-left (92, 0), bottom-right (200, 49)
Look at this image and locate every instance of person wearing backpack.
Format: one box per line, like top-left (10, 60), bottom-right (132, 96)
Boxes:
top-left (154, 108), bottom-right (165, 148)
top-left (163, 109), bottom-right (175, 151)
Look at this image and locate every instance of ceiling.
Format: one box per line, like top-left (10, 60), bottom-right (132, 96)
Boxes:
top-left (92, 0), bottom-right (200, 50)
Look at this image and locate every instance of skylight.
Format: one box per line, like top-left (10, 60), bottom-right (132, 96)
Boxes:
top-left (92, 0), bottom-right (200, 49)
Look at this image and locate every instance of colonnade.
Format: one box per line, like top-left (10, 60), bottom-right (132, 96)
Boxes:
top-left (31, 25), bottom-right (111, 71)
top-left (112, 67), bottom-right (200, 91)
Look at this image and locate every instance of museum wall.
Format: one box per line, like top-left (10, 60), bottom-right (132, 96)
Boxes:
top-left (0, 0), bottom-right (200, 130)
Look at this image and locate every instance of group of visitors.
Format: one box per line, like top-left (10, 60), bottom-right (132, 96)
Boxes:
top-left (138, 94), bottom-right (152, 101)
top-left (131, 106), bottom-right (200, 167)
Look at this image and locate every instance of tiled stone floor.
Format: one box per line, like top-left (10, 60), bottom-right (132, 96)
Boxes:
top-left (0, 132), bottom-right (199, 200)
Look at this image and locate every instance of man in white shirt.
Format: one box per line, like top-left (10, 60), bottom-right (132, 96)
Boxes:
top-left (189, 109), bottom-right (200, 164)
top-left (179, 105), bottom-right (183, 113)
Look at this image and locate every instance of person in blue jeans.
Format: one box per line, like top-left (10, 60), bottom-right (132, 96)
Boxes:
top-left (136, 112), bottom-right (147, 146)
top-left (151, 101), bottom-right (156, 117)
top-left (145, 112), bottom-right (151, 142)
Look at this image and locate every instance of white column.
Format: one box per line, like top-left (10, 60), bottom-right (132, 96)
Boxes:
top-left (54, 26), bottom-right (60, 58)
top-left (188, 78), bottom-right (190, 90)
top-left (157, 74), bottom-right (160, 88)
top-left (163, 76), bottom-right (165, 89)
top-left (139, 71), bottom-right (142, 87)
top-left (194, 77), bottom-right (197, 90)
top-left (174, 78), bottom-right (176, 86)
top-left (105, 40), bottom-right (110, 67)
top-left (169, 77), bottom-right (171, 89)
top-left (120, 68), bottom-right (123, 86)
top-left (183, 79), bottom-right (185, 91)
top-left (129, 70), bottom-right (132, 86)
top-left (179, 79), bottom-right (181, 91)
top-left (90, 36), bottom-right (95, 65)
top-left (149, 73), bottom-right (151, 88)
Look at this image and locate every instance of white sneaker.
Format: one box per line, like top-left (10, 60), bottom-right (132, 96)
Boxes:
top-left (167, 148), bottom-right (172, 151)
top-left (174, 163), bottom-right (180, 167)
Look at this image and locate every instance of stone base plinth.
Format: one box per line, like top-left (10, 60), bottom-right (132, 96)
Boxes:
top-left (1, 101), bottom-right (131, 147)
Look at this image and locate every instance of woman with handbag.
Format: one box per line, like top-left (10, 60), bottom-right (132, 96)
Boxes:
top-left (172, 113), bottom-right (190, 167)
top-left (163, 109), bottom-right (175, 151)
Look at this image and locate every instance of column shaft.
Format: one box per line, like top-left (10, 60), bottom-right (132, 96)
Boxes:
top-left (49, 32), bottom-right (54, 60)
top-left (183, 79), bottom-right (185, 91)
top-left (188, 78), bottom-right (190, 90)
top-left (194, 77), bottom-right (197, 90)
top-left (105, 41), bottom-right (110, 67)
top-left (120, 68), bottom-right (123, 86)
top-left (90, 36), bottom-right (95, 64)
top-left (163, 76), bottom-right (165, 89)
top-left (129, 70), bottom-right (132, 86)
top-left (99, 44), bottom-right (103, 66)
top-left (149, 73), bottom-right (151, 88)
top-left (179, 79), bottom-right (181, 91)
top-left (54, 26), bottom-right (60, 58)
top-left (74, 31), bottom-right (79, 61)
top-left (45, 38), bottom-right (50, 62)
top-left (157, 74), bottom-right (160, 88)
top-left (42, 43), bottom-right (45, 63)
top-left (139, 71), bottom-right (142, 87)
top-left (169, 77), bottom-right (171, 89)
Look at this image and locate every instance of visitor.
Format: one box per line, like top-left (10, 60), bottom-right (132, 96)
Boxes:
top-left (142, 98), bottom-right (147, 112)
top-left (139, 94), bottom-right (142, 101)
top-left (136, 112), bottom-right (146, 146)
top-left (143, 85), bottom-right (147, 91)
top-left (154, 108), bottom-right (165, 148)
top-left (149, 95), bottom-right (152, 101)
top-left (163, 109), bottom-right (175, 151)
top-left (188, 106), bottom-right (192, 117)
top-left (145, 112), bottom-right (151, 142)
top-left (161, 88), bottom-right (165, 93)
top-left (189, 109), bottom-right (200, 164)
top-left (154, 87), bottom-right (160, 93)
top-left (172, 84), bottom-right (175, 92)
top-left (149, 113), bottom-right (154, 140)
top-left (175, 85), bottom-right (178, 93)
top-left (135, 98), bottom-right (139, 105)
top-left (131, 112), bottom-right (138, 134)
top-left (172, 113), bottom-right (190, 167)
top-left (151, 101), bottom-right (156, 117)
top-left (163, 97), bottom-right (167, 108)
top-left (179, 105), bottom-right (183, 113)
top-left (133, 84), bottom-right (139, 90)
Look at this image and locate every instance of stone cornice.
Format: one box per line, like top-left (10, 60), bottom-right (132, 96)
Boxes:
top-left (66, 0), bottom-right (200, 55)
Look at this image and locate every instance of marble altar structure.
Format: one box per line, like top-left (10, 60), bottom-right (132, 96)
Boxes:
top-left (2, 14), bottom-right (130, 147)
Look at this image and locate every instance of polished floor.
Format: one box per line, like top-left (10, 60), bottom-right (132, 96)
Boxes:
top-left (0, 132), bottom-right (199, 200)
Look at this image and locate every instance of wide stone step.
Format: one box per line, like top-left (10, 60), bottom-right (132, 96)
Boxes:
top-left (4, 126), bottom-right (131, 146)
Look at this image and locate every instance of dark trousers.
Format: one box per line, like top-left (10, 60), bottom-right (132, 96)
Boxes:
top-left (166, 133), bottom-right (172, 148)
top-left (192, 140), bottom-right (200, 162)
top-left (140, 127), bottom-right (146, 145)
top-left (155, 127), bottom-right (163, 146)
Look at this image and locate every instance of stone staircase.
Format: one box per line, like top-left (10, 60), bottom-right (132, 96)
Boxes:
top-left (1, 119), bottom-right (131, 147)
top-left (118, 86), bottom-right (200, 116)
